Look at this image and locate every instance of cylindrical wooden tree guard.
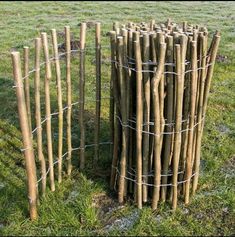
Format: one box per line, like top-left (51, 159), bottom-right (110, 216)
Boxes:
top-left (11, 20), bottom-right (220, 220)
top-left (110, 20), bottom-right (220, 210)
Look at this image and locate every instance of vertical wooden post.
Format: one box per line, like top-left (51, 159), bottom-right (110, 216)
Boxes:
top-left (172, 44), bottom-right (184, 210)
top-left (184, 41), bottom-right (197, 204)
top-left (180, 35), bottom-right (193, 195)
top-left (192, 35), bottom-right (220, 193)
top-left (149, 32), bottom-right (157, 176)
top-left (41, 32), bottom-right (55, 191)
top-left (94, 22), bottom-right (101, 163)
top-left (177, 34), bottom-right (188, 193)
top-left (127, 29), bottom-right (134, 194)
top-left (51, 29), bottom-right (63, 183)
top-left (65, 26), bottom-right (72, 175)
top-left (117, 36), bottom-right (128, 203)
top-left (142, 33), bottom-right (150, 203)
top-left (79, 23), bottom-right (87, 170)
top-left (134, 34), bottom-right (143, 209)
top-left (113, 22), bottom-right (120, 35)
top-left (183, 21), bottom-right (187, 32)
top-left (157, 34), bottom-right (166, 151)
top-left (161, 35), bottom-right (174, 202)
top-left (23, 46), bottom-right (32, 133)
top-left (191, 34), bottom-right (207, 193)
top-left (12, 51), bottom-right (38, 220)
top-left (109, 31), bottom-right (120, 189)
top-left (121, 28), bottom-right (129, 197)
top-left (150, 19), bottom-right (155, 31)
top-left (34, 38), bottom-right (47, 195)
top-left (151, 43), bottom-right (166, 210)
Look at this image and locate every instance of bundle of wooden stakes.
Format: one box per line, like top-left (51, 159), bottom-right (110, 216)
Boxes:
top-left (109, 20), bottom-right (220, 210)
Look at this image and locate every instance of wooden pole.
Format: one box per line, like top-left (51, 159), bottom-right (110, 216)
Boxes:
top-left (34, 38), bottom-right (47, 195)
top-left (192, 34), bottom-right (220, 193)
top-left (94, 22), bottom-right (101, 163)
top-left (177, 34), bottom-right (188, 193)
top-left (79, 23), bottom-right (86, 170)
top-left (127, 29), bottom-right (134, 194)
top-left (191, 33), bottom-right (207, 192)
top-left (65, 26), bottom-right (72, 175)
top-left (180, 35), bottom-right (193, 195)
top-left (161, 35), bottom-right (174, 202)
top-left (150, 19), bottom-right (155, 31)
top-left (184, 41), bottom-right (197, 204)
top-left (134, 34), bottom-right (143, 209)
top-left (113, 22), bottom-right (120, 35)
top-left (109, 31), bottom-right (120, 189)
top-left (149, 32), bottom-right (157, 176)
top-left (152, 42), bottom-right (166, 210)
top-left (23, 46), bottom-right (32, 133)
top-left (172, 44), bottom-right (184, 210)
top-left (191, 32), bottom-right (203, 170)
top-left (159, 37), bottom-right (165, 154)
top-left (51, 29), bottom-right (63, 183)
top-left (183, 21), bottom-right (187, 32)
top-left (12, 51), bottom-right (38, 220)
top-left (117, 36), bottom-right (128, 203)
top-left (142, 33), bottom-right (150, 203)
top-left (41, 32), bottom-right (55, 191)
top-left (121, 28), bottom-right (129, 197)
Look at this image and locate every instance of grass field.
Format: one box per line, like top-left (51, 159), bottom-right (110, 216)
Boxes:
top-left (0, 1), bottom-right (235, 236)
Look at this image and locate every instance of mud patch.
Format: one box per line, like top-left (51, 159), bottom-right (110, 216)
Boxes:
top-left (92, 192), bottom-right (122, 220)
top-left (91, 192), bottom-right (141, 233)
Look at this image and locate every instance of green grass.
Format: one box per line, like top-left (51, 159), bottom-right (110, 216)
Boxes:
top-left (0, 1), bottom-right (235, 236)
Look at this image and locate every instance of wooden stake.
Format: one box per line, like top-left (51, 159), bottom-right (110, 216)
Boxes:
top-left (34, 38), bottom-right (47, 195)
top-left (177, 34), bottom-right (188, 193)
top-left (121, 28), bottom-right (129, 197)
top-left (113, 22), bottom-right (120, 35)
top-left (134, 34), bottom-right (143, 208)
top-left (23, 46), bottom-right (32, 133)
top-left (172, 44), bottom-right (184, 209)
top-left (41, 32), bottom-right (55, 192)
top-left (142, 33), bottom-right (150, 203)
top-left (128, 29), bottom-right (134, 194)
top-left (183, 21), bottom-right (187, 32)
top-left (65, 26), bottom-right (72, 175)
top-left (180, 35), bottom-right (193, 195)
top-left (12, 51), bottom-right (38, 220)
top-left (150, 19), bottom-right (155, 31)
top-left (79, 23), bottom-right (86, 170)
top-left (191, 33), bottom-right (206, 191)
top-left (117, 36), bottom-right (128, 203)
top-left (51, 29), bottom-right (63, 183)
top-left (110, 31), bottom-right (120, 189)
top-left (94, 22), bottom-right (101, 163)
top-left (192, 34), bottom-right (220, 193)
top-left (152, 42), bottom-right (166, 210)
top-left (161, 35), bottom-right (174, 202)
top-left (184, 41), bottom-right (197, 204)
top-left (149, 32), bottom-right (157, 175)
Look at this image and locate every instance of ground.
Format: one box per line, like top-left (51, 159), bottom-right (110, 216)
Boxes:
top-left (0, 1), bottom-right (235, 236)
